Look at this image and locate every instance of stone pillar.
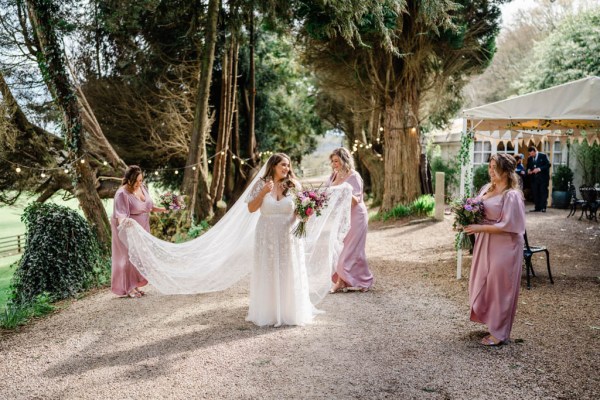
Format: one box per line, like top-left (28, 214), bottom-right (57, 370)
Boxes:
top-left (435, 172), bottom-right (445, 220)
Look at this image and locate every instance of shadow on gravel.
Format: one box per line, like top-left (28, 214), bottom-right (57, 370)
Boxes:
top-left (42, 305), bottom-right (276, 379)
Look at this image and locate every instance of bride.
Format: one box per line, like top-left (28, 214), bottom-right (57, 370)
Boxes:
top-left (117, 153), bottom-right (353, 327)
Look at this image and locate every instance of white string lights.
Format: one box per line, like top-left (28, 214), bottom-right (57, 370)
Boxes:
top-left (3, 147), bottom-right (259, 178)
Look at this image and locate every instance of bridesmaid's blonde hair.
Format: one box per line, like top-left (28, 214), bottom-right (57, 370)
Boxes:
top-left (330, 147), bottom-right (354, 172)
top-left (489, 153), bottom-right (521, 193)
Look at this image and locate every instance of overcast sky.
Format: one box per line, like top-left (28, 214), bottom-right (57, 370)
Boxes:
top-left (500, 0), bottom-right (537, 27)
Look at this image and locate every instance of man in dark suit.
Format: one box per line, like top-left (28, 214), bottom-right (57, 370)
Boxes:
top-left (526, 146), bottom-right (551, 212)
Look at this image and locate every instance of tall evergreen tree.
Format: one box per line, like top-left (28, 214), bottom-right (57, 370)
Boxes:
top-left (300, 0), bottom-right (508, 209)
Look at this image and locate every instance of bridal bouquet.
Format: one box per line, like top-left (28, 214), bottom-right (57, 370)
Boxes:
top-left (159, 191), bottom-right (186, 211)
top-left (451, 196), bottom-right (484, 249)
top-left (291, 187), bottom-right (330, 238)
top-left (451, 196), bottom-right (485, 231)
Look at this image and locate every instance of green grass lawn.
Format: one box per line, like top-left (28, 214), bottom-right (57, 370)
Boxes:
top-left (0, 255), bottom-right (20, 308)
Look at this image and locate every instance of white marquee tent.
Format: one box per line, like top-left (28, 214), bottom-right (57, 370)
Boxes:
top-left (455, 76), bottom-right (600, 278)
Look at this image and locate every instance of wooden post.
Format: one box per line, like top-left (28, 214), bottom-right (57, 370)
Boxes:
top-left (435, 172), bottom-right (445, 220)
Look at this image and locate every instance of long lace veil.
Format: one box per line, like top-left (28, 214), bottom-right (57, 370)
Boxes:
top-left (118, 158), bottom-right (352, 304)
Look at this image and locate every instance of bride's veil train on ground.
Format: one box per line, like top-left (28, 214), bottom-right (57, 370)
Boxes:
top-left (118, 161), bottom-right (353, 304)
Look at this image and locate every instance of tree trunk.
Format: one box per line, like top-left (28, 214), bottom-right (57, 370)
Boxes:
top-left (382, 98), bottom-right (421, 210)
top-left (182, 0), bottom-right (220, 221)
top-left (210, 38), bottom-right (239, 205)
top-left (26, 0), bottom-right (111, 250)
top-left (246, 8), bottom-right (258, 167)
top-left (358, 148), bottom-right (384, 206)
top-left (210, 41), bottom-right (230, 202)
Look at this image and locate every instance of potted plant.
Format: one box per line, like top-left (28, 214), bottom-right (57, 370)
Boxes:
top-left (551, 164), bottom-right (573, 209)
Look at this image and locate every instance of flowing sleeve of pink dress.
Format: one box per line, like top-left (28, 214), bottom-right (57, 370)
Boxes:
top-left (110, 187), bottom-right (150, 296)
top-left (469, 189), bottom-right (525, 341)
top-left (331, 171), bottom-right (374, 289)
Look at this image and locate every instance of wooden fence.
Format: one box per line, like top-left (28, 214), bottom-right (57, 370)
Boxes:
top-left (0, 234), bottom-right (26, 259)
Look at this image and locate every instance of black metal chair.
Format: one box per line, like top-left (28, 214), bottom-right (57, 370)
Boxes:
top-left (523, 231), bottom-right (553, 289)
top-left (567, 183), bottom-right (586, 218)
top-left (579, 186), bottom-right (599, 221)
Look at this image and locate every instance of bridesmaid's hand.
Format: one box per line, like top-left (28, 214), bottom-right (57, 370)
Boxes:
top-left (464, 224), bottom-right (482, 234)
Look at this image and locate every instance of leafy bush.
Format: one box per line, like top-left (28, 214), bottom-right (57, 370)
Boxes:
top-left (575, 142), bottom-right (600, 185)
top-left (186, 220), bottom-right (211, 240)
top-left (0, 292), bottom-right (56, 329)
top-left (372, 195), bottom-right (435, 221)
top-left (150, 210), bottom-right (211, 243)
top-left (472, 164), bottom-right (490, 193)
top-left (552, 165), bottom-right (573, 191)
top-left (411, 195), bottom-right (435, 216)
top-left (11, 202), bottom-right (108, 304)
top-left (430, 156), bottom-right (459, 199)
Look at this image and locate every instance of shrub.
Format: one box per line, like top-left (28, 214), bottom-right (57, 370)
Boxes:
top-left (11, 202), bottom-right (108, 304)
top-left (411, 195), bottom-right (435, 216)
top-left (0, 292), bottom-right (56, 329)
top-left (472, 164), bottom-right (490, 193)
top-left (575, 142), bottom-right (600, 185)
top-left (430, 156), bottom-right (459, 198)
top-left (372, 195), bottom-right (435, 221)
top-left (552, 165), bottom-right (573, 191)
top-left (150, 210), bottom-right (212, 243)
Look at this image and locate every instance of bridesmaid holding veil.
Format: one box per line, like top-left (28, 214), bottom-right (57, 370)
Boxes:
top-left (327, 147), bottom-right (373, 293)
top-left (111, 165), bottom-right (165, 298)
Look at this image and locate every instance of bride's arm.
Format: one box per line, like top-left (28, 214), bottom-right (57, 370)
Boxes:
top-left (248, 180), bottom-right (273, 213)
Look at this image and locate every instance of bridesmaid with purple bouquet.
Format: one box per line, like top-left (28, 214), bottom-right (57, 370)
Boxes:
top-left (464, 154), bottom-right (526, 346)
top-left (111, 166), bottom-right (166, 298)
top-left (327, 148), bottom-right (373, 293)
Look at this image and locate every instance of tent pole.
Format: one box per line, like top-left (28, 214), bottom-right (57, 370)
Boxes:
top-left (457, 118), bottom-right (469, 279)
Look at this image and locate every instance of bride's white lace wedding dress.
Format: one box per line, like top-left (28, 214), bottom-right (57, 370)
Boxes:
top-left (245, 181), bottom-right (316, 326)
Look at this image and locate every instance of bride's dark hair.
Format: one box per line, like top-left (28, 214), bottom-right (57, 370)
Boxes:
top-left (262, 153), bottom-right (297, 196)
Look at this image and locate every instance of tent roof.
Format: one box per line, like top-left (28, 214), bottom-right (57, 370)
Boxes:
top-left (462, 77), bottom-right (600, 134)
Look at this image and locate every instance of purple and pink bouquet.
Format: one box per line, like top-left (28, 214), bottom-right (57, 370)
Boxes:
top-left (159, 191), bottom-right (186, 211)
top-left (291, 187), bottom-right (330, 238)
top-left (451, 196), bottom-right (485, 232)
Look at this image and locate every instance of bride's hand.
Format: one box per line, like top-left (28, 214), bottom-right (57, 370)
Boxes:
top-left (262, 180), bottom-right (274, 196)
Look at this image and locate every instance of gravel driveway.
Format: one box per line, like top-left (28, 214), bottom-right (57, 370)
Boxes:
top-left (0, 207), bottom-right (598, 399)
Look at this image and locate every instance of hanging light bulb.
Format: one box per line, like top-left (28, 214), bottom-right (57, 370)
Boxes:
top-left (80, 159), bottom-right (85, 164)
top-left (379, 127), bottom-right (384, 132)
top-left (208, 160), bottom-right (212, 164)
top-left (103, 161), bottom-right (108, 166)
top-left (192, 166), bottom-right (197, 170)
top-left (240, 160), bottom-right (245, 165)
top-left (16, 167), bottom-right (21, 173)
top-left (41, 172), bottom-right (46, 178)
top-left (154, 171), bottom-right (159, 176)
top-left (174, 170), bottom-right (179, 175)
top-left (232, 155), bottom-right (237, 160)
top-left (64, 168), bottom-right (69, 174)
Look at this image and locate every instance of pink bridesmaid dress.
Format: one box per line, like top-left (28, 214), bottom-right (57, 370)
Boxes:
top-left (469, 184), bottom-right (525, 342)
top-left (329, 171), bottom-right (374, 290)
top-left (110, 185), bottom-right (151, 296)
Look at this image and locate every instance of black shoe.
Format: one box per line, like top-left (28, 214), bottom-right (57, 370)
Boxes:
top-left (529, 209), bottom-right (541, 212)
top-left (541, 209), bottom-right (546, 213)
